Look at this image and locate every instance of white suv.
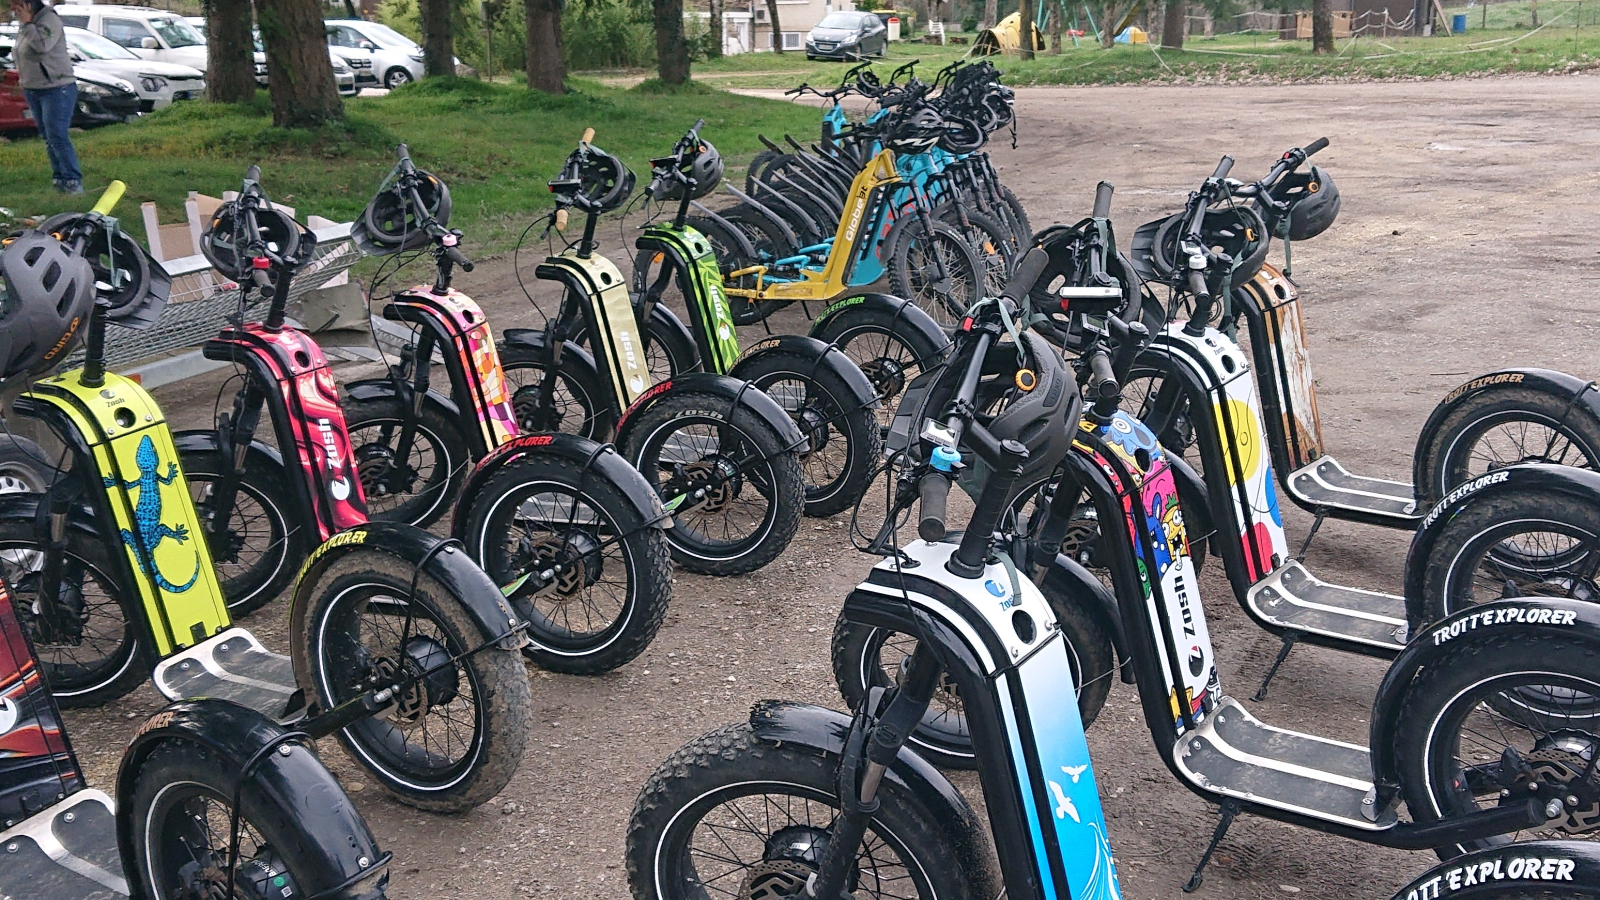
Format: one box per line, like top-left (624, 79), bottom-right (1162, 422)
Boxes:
top-left (324, 20), bottom-right (423, 90)
top-left (54, 5), bottom-right (207, 70)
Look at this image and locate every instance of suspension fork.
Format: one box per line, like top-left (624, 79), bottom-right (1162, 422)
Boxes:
top-left (208, 380), bottom-right (266, 545)
top-left (812, 642), bottom-right (943, 900)
top-left (34, 485), bottom-right (80, 641)
top-left (378, 330), bottom-right (435, 493)
top-left (536, 298), bottom-right (574, 424)
top-left (910, 183), bottom-right (954, 288)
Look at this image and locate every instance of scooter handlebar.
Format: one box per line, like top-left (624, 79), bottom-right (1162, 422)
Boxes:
top-left (1092, 181), bottom-right (1114, 219)
top-left (918, 472), bottom-right (951, 543)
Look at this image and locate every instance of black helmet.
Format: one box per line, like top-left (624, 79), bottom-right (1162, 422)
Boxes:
top-left (651, 139), bottom-right (724, 202)
top-left (937, 117), bottom-right (986, 155)
top-left (957, 330), bottom-right (1077, 502)
top-left (0, 230), bottom-right (96, 378)
top-left (352, 170), bottom-right (453, 256)
top-left (201, 203), bottom-right (316, 281)
top-left (37, 212), bottom-right (173, 326)
top-left (885, 107), bottom-right (943, 155)
top-left (1134, 205), bottom-right (1269, 292)
top-left (1263, 166), bottom-right (1340, 242)
top-left (550, 143), bottom-right (635, 215)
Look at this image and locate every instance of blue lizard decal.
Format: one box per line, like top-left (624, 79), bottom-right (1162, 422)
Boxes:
top-left (106, 435), bottom-right (199, 594)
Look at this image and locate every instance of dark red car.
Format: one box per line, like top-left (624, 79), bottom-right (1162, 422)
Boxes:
top-left (0, 65), bottom-right (36, 134)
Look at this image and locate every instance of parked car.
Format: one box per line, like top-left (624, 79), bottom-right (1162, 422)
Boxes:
top-left (54, 5), bottom-right (207, 70)
top-left (805, 11), bottom-right (888, 60)
top-left (0, 57), bottom-right (34, 133)
top-left (72, 69), bottom-right (141, 127)
top-left (0, 24), bottom-right (203, 112)
top-left (180, 18), bottom-right (360, 97)
top-left (323, 19), bottom-right (423, 89)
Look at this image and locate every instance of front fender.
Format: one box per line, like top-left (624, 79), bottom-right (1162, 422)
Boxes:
top-left (116, 699), bottom-right (389, 900)
top-left (1413, 368), bottom-right (1600, 502)
top-left (731, 333), bottom-right (881, 413)
top-left (288, 522), bottom-right (526, 686)
top-left (1040, 552), bottom-right (1130, 679)
top-left (343, 377), bottom-right (464, 424)
top-left (451, 431), bottom-right (670, 542)
top-left (1369, 596), bottom-right (1600, 801)
top-left (808, 292), bottom-right (952, 368)
top-left (0, 490), bottom-right (103, 536)
top-left (1403, 464), bottom-right (1600, 621)
top-left (747, 700), bottom-right (1000, 900)
top-left (1386, 841), bottom-right (1600, 900)
top-left (614, 372), bottom-right (806, 454)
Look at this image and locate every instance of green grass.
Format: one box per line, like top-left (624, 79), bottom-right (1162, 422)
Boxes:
top-left (1441, 0), bottom-right (1600, 31)
top-left (0, 76), bottom-right (816, 255)
top-left (674, 26), bottom-right (1600, 87)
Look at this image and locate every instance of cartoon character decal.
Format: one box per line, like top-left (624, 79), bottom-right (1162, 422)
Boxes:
top-left (1212, 361), bottom-right (1290, 581)
top-left (1077, 411), bottom-right (1219, 734)
top-left (396, 287), bottom-right (519, 449)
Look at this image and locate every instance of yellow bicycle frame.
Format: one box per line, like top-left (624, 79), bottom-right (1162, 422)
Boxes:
top-left (23, 370), bottom-right (231, 656)
top-left (723, 149), bottom-right (901, 304)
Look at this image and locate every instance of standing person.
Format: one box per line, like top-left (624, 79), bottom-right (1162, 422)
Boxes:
top-left (10, 0), bottom-right (82, 194)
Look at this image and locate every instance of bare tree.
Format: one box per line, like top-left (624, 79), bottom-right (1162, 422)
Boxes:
top-left (1311, 0), bottom-right (1333, 51)
top-left (766, 0), bottom-right (784, 51)
top-left (1048, 0), bottom-right (1063, 52)
top-left (655, 0), bottom-right (689, 82)
top-left (254, 0), bottom-right (342, 127)
top-left (204, 0), bottom-right (256, 102)
top-left (1161, 0), bottom-right (1184, 48)
top-left (526, 0), bottom-right (564, 93)
top-left (708, 0), bottom-right (723, 58)
top-left (419, 0), bottom-right (455, 77)
top-left (983, 0), bottom-right (996, 28)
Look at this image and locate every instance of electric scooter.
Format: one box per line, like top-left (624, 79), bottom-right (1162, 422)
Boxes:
top-left (628, 253), bottom-right (1600, 900)
top-left (4, 180), bottom-right (534, 813)
top-left (334, 145), bottom-right (675, 675)
top-left (501, 129), bottom-right (808, 576)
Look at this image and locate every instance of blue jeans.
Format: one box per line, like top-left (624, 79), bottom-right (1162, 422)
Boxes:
top-left (24, 83), bottom-right (82, 186)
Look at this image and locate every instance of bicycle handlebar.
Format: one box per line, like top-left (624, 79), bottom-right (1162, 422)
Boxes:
top-left (918, 472), bottom-right (950, 542)
top-left (91, 181), bottom-right (125, 217)
top-left (1210, 155), bottom-right (1234, 181)
top-left (1001, 247), bottom-right (1050, 306)
top-left (1092, 181), bottom-right (1114, 220)
top-left (581, 127), bottom-right (595, 145)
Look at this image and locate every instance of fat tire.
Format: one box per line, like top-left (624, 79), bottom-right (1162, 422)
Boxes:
top-left (886, 218), bottom-right (982, 331)
top-left (1419, 385), bottom-right (1600, 507)
top-left (179, 449), bottom-right (307, 616)
top-left (625, 721), bottom-right (976, 900)
top-left (297, 550), bottom-right (532, 812)
top-left (498, 340), bottom-right (617, 440)
top-left (621, 391), bottom-right (803, 575)
top-left (830, 589), bottom-right (1114, 769)
top-left (0, 520), bottom-right (146, 707)
top-left (734, 348), bottom-right (881, 517)
top-left (461, 451), bottom-right (673, 674)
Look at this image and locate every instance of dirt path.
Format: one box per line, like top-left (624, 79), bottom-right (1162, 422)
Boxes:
top-left (63, 73), bottom-right (1600, 900)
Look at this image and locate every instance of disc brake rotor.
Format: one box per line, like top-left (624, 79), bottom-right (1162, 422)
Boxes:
top-left (355, 441), bottom-right (408, 497)
top-left (739, 861), bottom-right (813, 900)
top-left (521, 532), bottom-right (603, 598)
top-left (1527, 734), bottom-right (1600, 834)
top-left (674, 458), bottom-right (742, 513)
top-left (372, 635), bottom-right (459, 722)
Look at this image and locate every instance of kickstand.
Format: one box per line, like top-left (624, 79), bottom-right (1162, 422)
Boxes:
top-left (1252, 630), bottom-right (1300, 701)
top-left (1184, 799), bottom-right (1240, 893)
top-left (1293, 508), bottom-right (1326, 563)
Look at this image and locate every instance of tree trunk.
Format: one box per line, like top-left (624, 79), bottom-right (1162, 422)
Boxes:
top-left (655, 0), bottom-right (690, 81)
top-left (765, 0), bottom-right (784, 51)
top-left (341, 0), bottom-right (358, 17)
top-left (1048, 0), bottom-right (1062, 53)
top-left (205, 0), bottom-right (256, 103)
top-left (418, 0), bottom-right (455, 77)
top-left (1311, 0), bottom-right (1334, 51)
top-left (708, 0), bottom-right (723, 58)
top-left (1531, 0), bottom-right (1539, 26)
top-left (1018, 0), bottom-right (1035, 57)
top-left (525, 0), bottom-right (564, 93)
top-left (982, 0), bottom-right (996, 28)
top-left (1161, 0), bottom-right (1183, 48)
top-left (254, 0), bottom-right (341, 127)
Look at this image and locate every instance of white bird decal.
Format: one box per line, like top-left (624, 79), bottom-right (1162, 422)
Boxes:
top-left (1047, 779), bottom-right (1080, 822)
top-left (1063, 764), bottom-right (1088, 783)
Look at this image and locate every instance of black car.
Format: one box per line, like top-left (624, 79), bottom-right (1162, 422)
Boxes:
top-left (73, 72), bottom-right (140, 128)
top-left (806, 11), bottom-right (887, 60)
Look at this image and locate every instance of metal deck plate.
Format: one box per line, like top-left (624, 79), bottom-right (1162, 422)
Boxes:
top-left (1175, 698), bottom-right (1396, 831)
top-left (151, 627), bottom-right (297, 719)
top-left (1286, 456), bottom-right (1421, 521)
top-left (1246, 561), bottom-right (1409, 649)
top-left (0, 790), bottom-right (128, 899)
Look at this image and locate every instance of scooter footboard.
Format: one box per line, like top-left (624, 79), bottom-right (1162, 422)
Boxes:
top-left (0, 790), bottom-right (128, 900)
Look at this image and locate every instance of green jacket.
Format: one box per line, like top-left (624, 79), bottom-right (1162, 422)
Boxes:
top-left (15, 7), bottom-right (77, 91)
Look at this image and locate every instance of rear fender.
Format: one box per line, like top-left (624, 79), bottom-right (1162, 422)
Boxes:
top-left (1369, 596), bottom-right (1600, 804)
top-left (731, 333), bottom-right (881, 414)
top-left (450, 431), bottom-right (669, 541)
top-left (116, 699), bottom-right (389, 900)
top-left (808, 292), bottom-right (952, 370)
top-left (288, 522), bottom-right (526, 687)
top-left (747, 700), bottom-right (1000, 900)
top-left (614, 372), bottom-right (806, 454)
top-left (1413, 368), bottom-right (1600, 503)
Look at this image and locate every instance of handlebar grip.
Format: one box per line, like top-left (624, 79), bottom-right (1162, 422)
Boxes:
top-left (555, 209), bottom-right (569, 232)
top-left (1089, 351), bottom-right (1117, 398)
top-left (580, 128), bottom-right (595, 145)
top-left (1304, 137), bottom-right (1329, 156)
top-left (1210, 155), bottom-right (1234, 181)
top-left (447, 245), bottom-right (474, 272)
top-left (245, 164), bottom-right (262, 182)
top-left (90, 180), bottom-right (126, 216)
top-left (691, 118), bottom-right (705, 135)
top-left (918, 473), bottom-right (951, 543)
top-left (1092, 181), bottom-right (1114, 219)
top-left (1188, 269), bottom-right (1210, 299)
top-left (1000, 247), bottom-right (1051, 305)
top-left (397, 142), bottom-right (411, 161)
